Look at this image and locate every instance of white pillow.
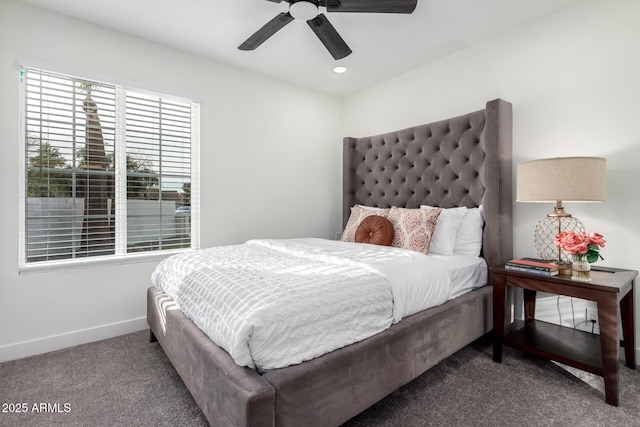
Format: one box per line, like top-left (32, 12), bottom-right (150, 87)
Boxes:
top-left (420, 205), bottom-right (467, 255)
top-left (453, 206), bottom-right (484, 257)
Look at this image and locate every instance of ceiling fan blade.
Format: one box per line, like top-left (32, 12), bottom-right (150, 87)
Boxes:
top-left (238, 12), bottom-right (295, 51)
top-left (324, 0), bottom-right (417, 14)
top-left (307, 14), bottom-right (352, 60)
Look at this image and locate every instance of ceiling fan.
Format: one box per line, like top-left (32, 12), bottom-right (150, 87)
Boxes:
top-left (238, 0), bottom-right (418, 60)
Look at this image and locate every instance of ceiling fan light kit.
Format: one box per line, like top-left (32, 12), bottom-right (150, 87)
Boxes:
top-left (289, 1), bottom-right (319, 20)
top-left (239, 0), bottom-right (418, 60)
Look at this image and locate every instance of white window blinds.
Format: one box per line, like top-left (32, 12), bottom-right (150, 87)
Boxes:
top-left (20, 67), bottom-right (199, 268)
top-left (125, 92), bottom-right (193, 253)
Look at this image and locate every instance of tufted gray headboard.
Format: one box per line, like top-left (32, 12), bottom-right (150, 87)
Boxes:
top-left (343, 98), bottom-right (513, 268)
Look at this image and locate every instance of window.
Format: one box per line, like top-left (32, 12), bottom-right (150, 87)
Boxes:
top-left (20, 67), bottom-right (199, 270)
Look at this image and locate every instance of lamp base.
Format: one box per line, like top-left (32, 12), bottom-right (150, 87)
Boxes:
top-left (534, 216), bottom-right (585, 264)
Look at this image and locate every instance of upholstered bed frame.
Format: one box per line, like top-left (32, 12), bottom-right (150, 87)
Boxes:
top-left (147, 98), bottom-right (513, 426)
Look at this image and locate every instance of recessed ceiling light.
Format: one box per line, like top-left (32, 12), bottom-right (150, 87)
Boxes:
top-left (333, 66), bottom-right (347, 74)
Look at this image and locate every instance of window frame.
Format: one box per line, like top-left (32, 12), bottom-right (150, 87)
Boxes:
top-left (18, 67), bottom-right (200, 274)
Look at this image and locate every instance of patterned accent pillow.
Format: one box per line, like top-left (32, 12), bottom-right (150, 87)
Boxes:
top-left (387, 207), bottom-right (442, 254)
top-left (341, 205), bottom-right (389, 242)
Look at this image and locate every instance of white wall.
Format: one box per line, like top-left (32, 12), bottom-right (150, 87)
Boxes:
top-left (342, 0), bottom-right (640, 357)
top-left (0, 1), bottom-right (343, 361)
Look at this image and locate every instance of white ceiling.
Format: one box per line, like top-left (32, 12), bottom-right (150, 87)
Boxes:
top-left (19, 0), bottom-right (586, 96)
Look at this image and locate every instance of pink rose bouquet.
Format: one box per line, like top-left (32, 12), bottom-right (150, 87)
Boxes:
top-left (554, 231), bottom-right (605, 263)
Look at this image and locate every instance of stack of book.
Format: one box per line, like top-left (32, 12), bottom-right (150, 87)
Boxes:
top-left (505, 258), bottom-right (559, 276)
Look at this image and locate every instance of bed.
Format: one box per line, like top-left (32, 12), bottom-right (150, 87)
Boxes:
top-left (146, 98), bottom-right (513, 426)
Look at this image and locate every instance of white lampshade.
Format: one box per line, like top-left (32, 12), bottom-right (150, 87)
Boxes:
top-left (517, 157), bottom-right (606, 203)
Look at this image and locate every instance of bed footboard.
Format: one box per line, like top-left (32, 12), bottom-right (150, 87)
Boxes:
top-left (262, 285), bottom-right (493, 427)
top-left (147, 287), bottom-right (276, 427)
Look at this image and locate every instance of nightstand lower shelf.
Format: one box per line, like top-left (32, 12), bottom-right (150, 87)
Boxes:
top-left (505, 319), bottom-right (602, 375)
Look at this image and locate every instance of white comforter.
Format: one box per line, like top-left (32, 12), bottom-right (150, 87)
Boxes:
top-left (151, 238), bottom-right (451, 371)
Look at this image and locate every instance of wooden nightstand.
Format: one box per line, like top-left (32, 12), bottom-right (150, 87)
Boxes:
top-left (491, 265), bottom-right (637, 406)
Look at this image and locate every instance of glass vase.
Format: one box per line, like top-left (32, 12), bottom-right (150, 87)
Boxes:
top-left (571, 254), bottom-right (591, 282)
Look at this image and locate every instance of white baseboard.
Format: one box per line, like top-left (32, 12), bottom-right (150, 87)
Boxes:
top-left (0, 317), bottom-right (148, 363)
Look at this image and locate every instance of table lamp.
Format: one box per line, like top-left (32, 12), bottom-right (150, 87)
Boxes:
top-left (516, 156), bottom-right (606, 272)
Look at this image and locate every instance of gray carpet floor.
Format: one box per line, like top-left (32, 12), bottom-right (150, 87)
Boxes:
top-left (1, 330), bottom-right (639, 427)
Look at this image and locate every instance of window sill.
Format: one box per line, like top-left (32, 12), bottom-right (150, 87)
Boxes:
top-left (18, 248), bottom-right (195, 275)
